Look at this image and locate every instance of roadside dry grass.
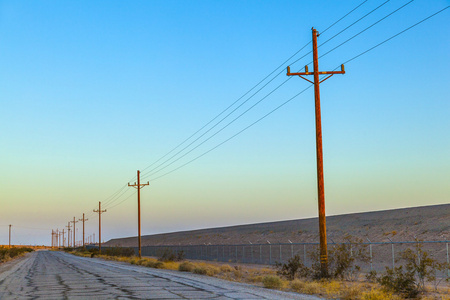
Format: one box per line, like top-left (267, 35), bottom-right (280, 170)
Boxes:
top-left (68, 250), bottom-right (449, 299)
top-left (0, 246), bottom-right (34, 264)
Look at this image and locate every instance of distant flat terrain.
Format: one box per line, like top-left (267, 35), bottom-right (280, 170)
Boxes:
top-left (106, 204), bottom-right (450, 247)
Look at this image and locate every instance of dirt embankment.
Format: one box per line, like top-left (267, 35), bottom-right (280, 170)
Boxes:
top-left (105, 203), bottom-right (450, 247)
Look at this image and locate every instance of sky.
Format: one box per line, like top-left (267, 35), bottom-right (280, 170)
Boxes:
top-left (0, 0), bottom-right (449, 246)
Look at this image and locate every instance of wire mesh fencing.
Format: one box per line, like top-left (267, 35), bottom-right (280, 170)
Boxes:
top-left (134, 240), bottom-right (450, 276)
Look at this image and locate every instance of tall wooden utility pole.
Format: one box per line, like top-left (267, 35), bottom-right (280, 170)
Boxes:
top-left (8, 225), bottom-right (11, 248)
top-left (62, 229), bottom-right (65, 247)
top-left (128, 170), bottom-right (149, 258)
top-left (79, 213), bottom-right (88, 249)
top-left (287, 27), bottom-right (345, 277)
top-left (71, 217), bottom-right (78, 248)
top-left (93, 202), bottom-right (106, 253)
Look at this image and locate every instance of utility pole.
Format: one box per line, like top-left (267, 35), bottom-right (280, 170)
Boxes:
top-left (128, 170), bottom-right (149, 258)
top-left (79, 213), bottom-right (88, 249)
top-left (66, 222), bottom-right (71, 248)
top-left (93, 202), bottom-right (106, 253)
top-left (62, 229), bottom-right (65, 247)
top-left (287, 27), bottom-right (345, 277)
top-left (71, 217), bottom-right (79, 248)
top-left (9, 225), bottom-right (11, 248)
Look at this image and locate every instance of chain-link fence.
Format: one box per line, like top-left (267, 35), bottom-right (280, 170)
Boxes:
top-left (97, 240), bottom-right (450, 276)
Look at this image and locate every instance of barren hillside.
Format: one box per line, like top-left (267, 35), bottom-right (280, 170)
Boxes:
top-left (105, 203), bottom-right (450, 247)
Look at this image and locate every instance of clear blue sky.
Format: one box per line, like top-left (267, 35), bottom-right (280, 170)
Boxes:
top-left (1, 0), bottom-right (449, 246)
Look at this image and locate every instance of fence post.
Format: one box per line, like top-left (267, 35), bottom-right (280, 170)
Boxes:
top-left (279, 244), bottom-right (282, 262)
top-left (260, 245), bottom-right (262, 263)
top-left (303, 244), bottom-right (306, 265)
top-left (388, 237), bottom-right (395, 268)
top-left (235, 245), bottom-right (238, 262)
top-left (269, 244), bottom-right (272, 264)
top-left (250, 243), bottom-right (253, 263)
top-left (447, 243), bottom-right (449, 277)
top-left (367, 238), bottom-right (373, 272)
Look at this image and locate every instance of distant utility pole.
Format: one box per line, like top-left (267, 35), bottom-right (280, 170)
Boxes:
top-left (287, 27), bottom-right (345, 277)
top-left (62, 229), bottom-right (65, 247)
top-left (79, 213), bottom-right (88, 249)
top-left (66, 222), bottom-right (71, 248)
top-left (71, 217), bottom-right (79, 248)
top-left (93, 202), bottom-right (106, 253)
top-left (9, 225), bottom-right (11, 248)
top-left (128, 170), bottom-right (149, 258)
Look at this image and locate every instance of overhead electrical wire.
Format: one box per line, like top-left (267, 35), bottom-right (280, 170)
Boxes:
top-left (319, 0), bottom-right (391, 48)
top-left (320, 0), bottom-right (370, 35)
top-left (150, 4), bottom-right (450, 183)
top-left (339, 5), bottom-right (450, 66)
top-left (88, 0), bottom-right (407, 212)
top-left (318, 0), bottom-right (416, 60)
top-left (79, 0), bottom-right (432, 214)
top-left (138, 0), bottom-right (370, 178)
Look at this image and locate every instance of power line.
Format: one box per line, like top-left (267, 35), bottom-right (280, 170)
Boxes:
top-left (92, 1), bottom-right (383, 213)
top-left (319, 0), bottom-right (391, 48)
top-left (340, 5), bottom-right (450, 66)
top-left (139, 43), bottom-right (311, 175)
top-left (141, 75), bottom-right (296, 180)
top-left (321, 0), bottom-right (370, 35)
top-left (319, 0), bottom-right (416, 60)
top-left (151, 85), bottom-right (313, 182)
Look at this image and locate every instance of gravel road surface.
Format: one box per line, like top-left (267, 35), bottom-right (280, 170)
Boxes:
top-left (0, 250), bottom-right (320, 299)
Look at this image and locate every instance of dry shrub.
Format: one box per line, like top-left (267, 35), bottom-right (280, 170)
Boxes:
top-left (339, 285), bottom-right (361, 300)
top-left (163, 261), bottom-right (180, 270)
top-left (324, 281), bottom-right (342, 299)
top-left (289, 279), bottom-right (306, 292)
top-left (193, 266), bottom-right (207, 275)
top-left (220, 264), bottom-right (234, 272)
top-left (301, 281), bottom-right (322, 295)
top-left (249, 275), bottom-right (264, 283)
top-left (361, 288), bottom-right (402, 300)
top-left (262, 275), bottom-right (282, 289)
top-left (233, 269), bottom-right (243, 280)
top-left (178, 261), bottom-right (195, 272)
top-left (130, 257), bottom-right (140, 265)
top-left (206, 266), bottom-right (220, 276)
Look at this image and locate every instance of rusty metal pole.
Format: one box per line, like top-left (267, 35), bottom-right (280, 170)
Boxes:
top-left (9, 225), bottom-right (11, 248)
top-left (312, 28), bottom-right (328, 277)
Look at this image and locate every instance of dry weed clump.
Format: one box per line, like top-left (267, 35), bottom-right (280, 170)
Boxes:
top-left (178, 261), bottom-right (195, 272)
top-left (262, 275), bottom-right (283, 289)
top-left (220, 264), bottom-right (234, 272)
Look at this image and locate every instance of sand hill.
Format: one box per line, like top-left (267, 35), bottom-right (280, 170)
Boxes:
top-left (105, 203), bottom-right (450, 247)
